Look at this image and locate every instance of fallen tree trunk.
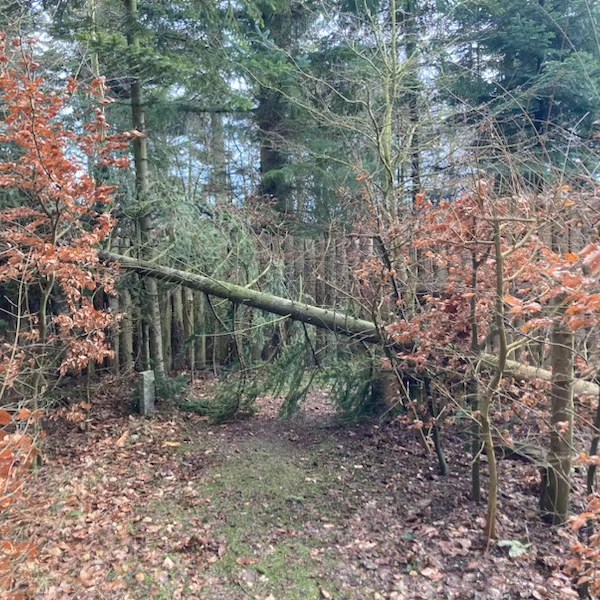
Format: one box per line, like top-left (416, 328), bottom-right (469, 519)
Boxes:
top-left (102, 252), bottom-right (381, 344)
top-left (482, 355), bottom-right (598, 398)
top-left (103, 252), bottom-right (600, 398)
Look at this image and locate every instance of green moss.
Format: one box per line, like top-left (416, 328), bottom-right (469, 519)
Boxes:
top-left (199, 444), bottom-right (343, 598)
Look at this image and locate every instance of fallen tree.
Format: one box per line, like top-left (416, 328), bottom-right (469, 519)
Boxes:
top-left (103, 252), bottom-right (600, 398)
top-left (102, 252), bottom-right (380, 343)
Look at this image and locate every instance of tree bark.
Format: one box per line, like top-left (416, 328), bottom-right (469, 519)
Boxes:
top-left (209, 112), bottom-right (229, 205)
top-left (481, 220), bottom-right (506, 543)
top-left (194, 291), bottom-right (206, 369)
top-left (104, 251), bottom-right (381, 342)
top-left (120, 286), bottom-right (134, 373)
top-left (303, 238), bottom-right (316, 304)
top-left (183, 287), bottom-right (195, 371)
top-left (315, 236), bottom-right (327, 353)
top-left (172, 286), bottom-right (185, 370)
top-left (160, 289), bottom-right (173, 372)
top-left (124, 0), bottom-right (165, 375)
top-left (108, 293), bottom-right (120, 375)
top-left (469, 250), bottom-right (481, 503)
top-left (103, 251), bottom-right (600, 397)
top-left (540, 314), bottom-right (575, 524)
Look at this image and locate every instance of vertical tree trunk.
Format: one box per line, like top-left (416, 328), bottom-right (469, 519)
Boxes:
top-left (172, 286), bottom-right (185, 370)
top-left (183, 287), bottom-right (195, 372)
top-left (120, 286), bottom-right (134, 373)
top-left (481, 220), bottom-right (506, 543)
top-left (337, 235), bottom-right (348, 303)
top-left (469, 249), bottom-right (481, 503)
top-left (292, 235), bottom-right (305, 298)
top-left (401, 0), bottom-right (421, 207)
top-left (215, 299), bottom-right (231, 365)
top-left (194, 292), bottom-right (206, 369)
top-left (540, 311), bottom-right (574, 524)
top-left (132, 294), bottom-right (143, 370)
top-left (142, 320), bottom-right (151, 371)
top-left (303, 238), bottom-right (316, 304)
top-left (346, 235), bottom-right (360, 303)
top-left (209, 113), bottom-right (229, 205)
top-left (324, 234), bottom-right (337, 357)
top-left (325, 235), bottom-right (337, 307)
top-left (108, 293), bottom-right (120, 375)
top-left (256, 90), bottom-right (291, 214)
top-left (315, 236), bottom-right (327, 353)
top-left (125, 0), bottom-right (165, 374)
top-left (160, 289), bottom-right (173, 372)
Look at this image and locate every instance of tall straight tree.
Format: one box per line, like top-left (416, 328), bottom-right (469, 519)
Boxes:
top-left (124, 0), bottom-right (165, 374)
top-left (252, 0), bottom-right (297, 215)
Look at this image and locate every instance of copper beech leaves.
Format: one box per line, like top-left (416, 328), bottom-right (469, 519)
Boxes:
top-left (378, 190), bottom-right (600, 369)
top-left (565, 494), bottom-right (600, 596)
top-left (0, 33), bottom-right (129, 381)
top-left (0, 33), bottom-right (130, 594)
top-left (371, 185), bottom-right (600, 586)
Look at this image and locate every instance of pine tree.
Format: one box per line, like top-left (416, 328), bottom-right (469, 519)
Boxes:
top-left (440, 0), bottom-right (600, 186)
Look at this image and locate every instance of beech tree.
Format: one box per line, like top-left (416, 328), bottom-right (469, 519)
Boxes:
top-left (0, 36), bottom-right (131, 579)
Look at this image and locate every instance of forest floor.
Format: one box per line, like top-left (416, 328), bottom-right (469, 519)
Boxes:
top-left (6, 376), bottom-right (587, 599)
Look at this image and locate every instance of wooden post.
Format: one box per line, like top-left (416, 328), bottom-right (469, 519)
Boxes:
top-left (138, 370), bottom-right (156, 416)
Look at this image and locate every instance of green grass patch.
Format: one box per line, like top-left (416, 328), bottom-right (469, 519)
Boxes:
top-left (200, 442), bottom-right (344, 598)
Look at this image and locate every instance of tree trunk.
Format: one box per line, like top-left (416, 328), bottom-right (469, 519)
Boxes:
top-left (303, 238), bottom-right (316, 304)
top-left (209, 112), bottom-right (229, 205)
top-left (194, 292), bottom-right (206, 369)
top-left (540, 314), bottom-right (575, 524)
top-left (469, 250), bottom-right (481, 503)
top-left (125, 0), bottom-right (165, 375)
top-left (108, 293), bottom-right (120, 375)
top-left (293, 235), bottom-right (305, 298)
top-left (105, 251), bottom-right (381, 342)
top-left (172, 286), bottom-right (185, 370)
top-left (481, 220), bottom-right (507, 543)
top-left (160, 288), bottom-right (173, 372)
top-left (183, 287), bottom-right (195, 371)
top-left (314, 236), bottom-right (327, 354)
top-left (104, 251), bottom-right (600, 397)
top-left (120, 286), bottom-right (134, 373)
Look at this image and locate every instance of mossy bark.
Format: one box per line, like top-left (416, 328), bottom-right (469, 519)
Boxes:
top-left (104, 251), bottom-right (600, 398)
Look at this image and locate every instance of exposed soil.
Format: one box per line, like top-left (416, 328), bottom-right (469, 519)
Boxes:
top-left (5, 377), bottom-right (586, 599)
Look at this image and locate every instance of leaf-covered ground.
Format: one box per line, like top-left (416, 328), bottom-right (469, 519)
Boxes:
top-left (6, 378), bottom-right (585, 599)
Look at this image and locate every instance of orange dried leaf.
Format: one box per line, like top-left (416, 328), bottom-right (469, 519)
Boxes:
top-left (583, 250), bottom-right (600, 274)
top-left (561, 273), bottom-right (583, 288)
top-left (504, 295), bottom-right (521, 307)
top-left (0, 411), bottom-right (11, 426)
top-left (15, 409), bottom-right (30, 421)
top-left (571, 513), bottom-right (592, 531)
top-left (569, 316), bottom-right (590, 331)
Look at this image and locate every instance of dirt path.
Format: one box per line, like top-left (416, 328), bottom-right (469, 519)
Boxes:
top-left (8, 381), bottom-right (581, 599)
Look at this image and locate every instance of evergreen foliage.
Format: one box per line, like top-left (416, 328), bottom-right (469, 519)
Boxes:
top-left (439, 0), bottom-right (600, 184)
